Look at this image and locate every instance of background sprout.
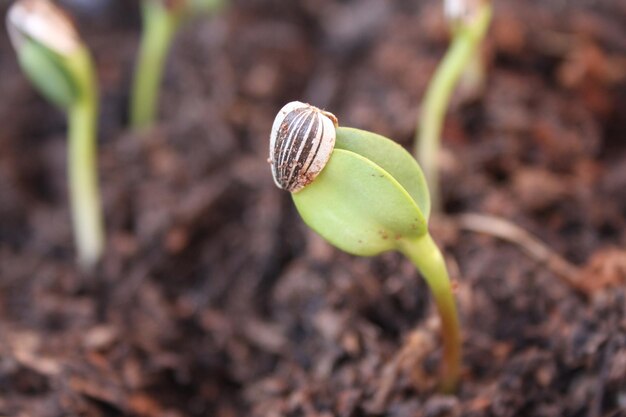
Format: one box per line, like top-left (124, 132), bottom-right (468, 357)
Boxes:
top-left (270, 102), bottom-right (461, 392)
top-left (415, 0), bottom-right (492, 212)
top-left (130, 0), bottom-right (226, 130)
top-left (7, 0), bottom-right (105, 270)
top-left (445, 0), bottom-right (489, 101)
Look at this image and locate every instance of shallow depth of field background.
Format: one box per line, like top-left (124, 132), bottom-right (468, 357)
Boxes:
top-left (0, 1), bottom-right (625, 416)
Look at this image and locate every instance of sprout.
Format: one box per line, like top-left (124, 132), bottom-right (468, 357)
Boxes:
top-left (130, 0), bottom-right (226, 130)
top-left (415, 0), bottom-right (492, 212)
top-left (270, 102), bottom-right (462, 392)
top-left (7, 0), bottom-right (105, 270)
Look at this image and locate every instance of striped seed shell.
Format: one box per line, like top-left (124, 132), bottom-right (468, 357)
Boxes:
top-left (7, 0), bottom-right (81, 56)
top-left (269, 101), bottom-right (338, 193)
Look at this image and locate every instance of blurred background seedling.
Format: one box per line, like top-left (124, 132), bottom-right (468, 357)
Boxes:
top-left (130, 0), bottom-right (226, 130)
top-left (7, 0), bottom-right (105, 270)
top-left (416, 0), bottom-right (492, 212)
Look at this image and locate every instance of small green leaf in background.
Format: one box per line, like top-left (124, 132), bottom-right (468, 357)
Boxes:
top-left (18, 40), bottom-right (77, 109)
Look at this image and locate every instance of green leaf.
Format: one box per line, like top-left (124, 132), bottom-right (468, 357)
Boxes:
top-left (335, 127), bottom-right (431, 220)
top-left (18, 40), bottom-right (77, 109)
top-left (292, 148), bottom-right (428, 257)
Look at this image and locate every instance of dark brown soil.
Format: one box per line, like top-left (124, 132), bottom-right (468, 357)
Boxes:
top-left (1, 1), bottom-right (625, 416)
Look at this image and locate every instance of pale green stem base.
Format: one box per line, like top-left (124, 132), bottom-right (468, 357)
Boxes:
top-left (67, 49), bottom-right (105, 270)
top-left (130, 2), bottom-right (181, 130)
top-left (399, 233), bottom-right (461, 393)
top-left (415, 4), bottom-right (492, 212)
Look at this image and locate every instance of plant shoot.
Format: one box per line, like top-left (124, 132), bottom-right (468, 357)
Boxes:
top-left (270, 102), bottom-right (462, 392)
top-left (130, 0), bottom-right (225, 129)
top-left (416, 0), bottom-right (492, 211)
top-left (7, 0), bottom-right (105, 269)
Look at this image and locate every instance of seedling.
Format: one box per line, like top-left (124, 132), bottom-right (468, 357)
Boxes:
top-left (446, 0), bottom-right (490, 102)
top-left (7, 0), bottom-right (105, 270)
top-left (269, 102), bottom-right (461, 392)
top-left (130, 0), bottom-right (225, 129)
top-left (416, 0), bottom-right (492, 211)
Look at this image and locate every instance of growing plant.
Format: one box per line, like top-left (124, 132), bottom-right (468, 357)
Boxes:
top-left (130, 0), bottom-right (225, 129)
top-left (269, 102), bottom-right (461, 392)
top-left (416, 0), bottom-right (492, 211)
top-left (7, 0), bottom-right (105, 270)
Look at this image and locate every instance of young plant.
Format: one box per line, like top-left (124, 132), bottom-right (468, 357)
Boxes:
top-left (130, 0), bottom-right (225, 129)
top-left (269, 102), bottom-right (462, 392)
top-left (416, 0), bottom-right (492, 211)
top-left (7, 0), bottom-right (105, 269)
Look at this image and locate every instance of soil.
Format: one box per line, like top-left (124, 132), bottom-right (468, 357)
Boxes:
top-left (1, 0), bottom-right (625, 416)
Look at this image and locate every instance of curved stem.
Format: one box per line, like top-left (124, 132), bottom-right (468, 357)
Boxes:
top-left (130, 2), bottom-right (181, 130)
top-left (415, 4), bottom-right (492, 212)
top-left (399, 233), bottom-right (461, 392)
top-left (67, 48), bottom-right (105, 270)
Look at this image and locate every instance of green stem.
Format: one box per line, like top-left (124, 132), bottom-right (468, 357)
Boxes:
top-left (67, 48), bottom-right (104, 270)
top-left (399, 233), bottom-right (461, 392)
top-left (130, 2), bottom-right (181, 130)
top-left (415, 4), bottom-right (492, 212)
